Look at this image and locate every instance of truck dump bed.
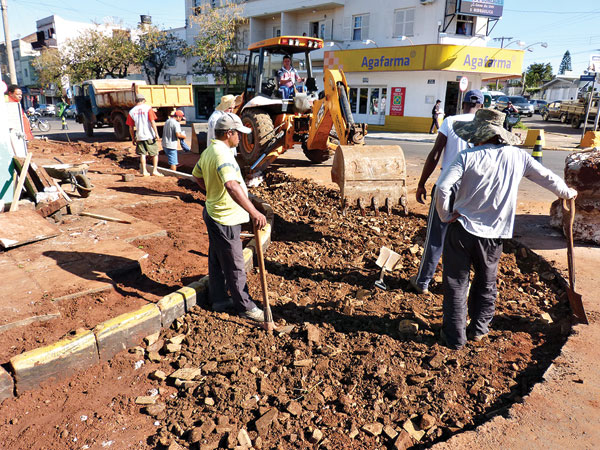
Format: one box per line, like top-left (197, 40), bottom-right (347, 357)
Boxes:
top-left (89, 79), bottom-right (193, 109)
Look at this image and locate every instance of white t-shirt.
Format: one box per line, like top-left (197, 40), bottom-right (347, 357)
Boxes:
top-left (438, 113), bottom-right (475, 176)
top-left (127, 103), bottom-right (157, 141)
top-left (206, 110), bottom-right (224, 144)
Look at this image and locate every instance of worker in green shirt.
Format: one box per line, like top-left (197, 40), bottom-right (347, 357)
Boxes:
top-left (192, 113), bottom-right (267, 322)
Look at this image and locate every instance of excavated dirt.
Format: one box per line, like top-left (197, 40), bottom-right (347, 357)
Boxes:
top-left (0, 140), bottom-right (573, 449)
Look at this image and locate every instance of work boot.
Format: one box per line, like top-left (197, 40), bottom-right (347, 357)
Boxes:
top-left (212, 297), bottom-right (234, 312)
top-left (239, 307), bottom-right (264, 322)
top-left (409, 275), bottom-right (429, 294)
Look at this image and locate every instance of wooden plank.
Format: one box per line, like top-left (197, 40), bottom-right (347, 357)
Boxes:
top-left (36, 197), bottom-right (69, 218)
top-left (13, 157), bottom-right (39, 198)
top-left (10, 152), bottom-right (32, 212)
top-left (0, 210), bottom-right (60, 249)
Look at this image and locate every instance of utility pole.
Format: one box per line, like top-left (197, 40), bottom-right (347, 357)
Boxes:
top-left (1, 0), bottom-right (17, 84)
top-left (492, 37), bottom-right (513, 90)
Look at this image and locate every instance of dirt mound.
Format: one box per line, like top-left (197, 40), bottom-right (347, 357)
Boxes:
top-left (144, 172), bottom-right (571, 449)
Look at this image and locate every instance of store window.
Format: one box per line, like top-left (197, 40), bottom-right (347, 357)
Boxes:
top-left (456, 15), bottom-right (474, 35)
top-left (352, 14), bottom-right (369, 41)
top-left (349, 86), bottom-right (387, 124)
top-left (393, 8), bottom-right (415, 38)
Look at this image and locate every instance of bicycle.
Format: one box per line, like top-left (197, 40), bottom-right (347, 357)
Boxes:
top-left (27, 112), bottom-right (51, 132)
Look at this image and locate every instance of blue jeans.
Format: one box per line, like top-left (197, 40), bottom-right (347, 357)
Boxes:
top-left (180, 138), bottom-right (190, 152)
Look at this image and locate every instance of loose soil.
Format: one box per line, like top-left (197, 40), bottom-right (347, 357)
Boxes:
top-left (0, 141), bottom-right (573, 449)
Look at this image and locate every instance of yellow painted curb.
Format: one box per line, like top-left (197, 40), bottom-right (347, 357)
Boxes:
top-left (10, 330), bottom-right (98, 394)
top-left (157, 292), bottom-right (186, 328)
top-left (94, 303), bottom-right (161, 361)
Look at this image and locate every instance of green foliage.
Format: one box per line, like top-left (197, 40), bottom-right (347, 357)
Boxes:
top-left (513, 120), bottom-right (528, 130)
top-left (187, 1), bottom-right (246, 89)
top-left (137, 25), bottom-right (188, 84)
top-left (524, 63), bottom-right (553, 89)
top-left (558, 50), bottom-right (572, 75)
top-left (33, 49), bottom-right (65, 91)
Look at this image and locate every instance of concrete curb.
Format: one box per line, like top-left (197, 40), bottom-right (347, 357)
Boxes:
top-left (0, 197), bottom-right (275, 402)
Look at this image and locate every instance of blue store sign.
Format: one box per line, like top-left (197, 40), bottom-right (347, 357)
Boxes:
top-left (459, 0), bottom-right (504, 18)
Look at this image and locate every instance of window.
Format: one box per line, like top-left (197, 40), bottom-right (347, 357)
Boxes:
top-left (24, 68), bottom-right (28, 78)
top-left (272, 26), bottom-right (281, 38)
top-left (394, 8), bottom-right (415, 37)
top-left (456, 15), bottom-right (474, 35)
top-left (352, 14), bottom-right (369, 41)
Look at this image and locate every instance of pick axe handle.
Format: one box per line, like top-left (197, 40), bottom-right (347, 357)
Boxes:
top-left (253, 223), bottom-right (273, 326)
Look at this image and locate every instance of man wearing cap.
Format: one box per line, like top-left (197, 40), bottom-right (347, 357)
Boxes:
top-left (127, 94), bottom-right (162, 176)
top-left (435, 108), bottom-right (577, 350)
top-left (162, 110), bottom-right (187, 171)
top-left (410, 90), bottom-right (484, 295)
top-left (192, 112), bottom-right (267, 322)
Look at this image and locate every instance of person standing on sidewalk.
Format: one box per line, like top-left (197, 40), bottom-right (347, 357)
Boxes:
top-left (410, 90), bottom-right (484, 294)
top-left (192, 112), bottom-right (267, 322)
top-left (436, 108), bottom-right (577, 350)
top-left (127, 94), bottom-right (163, 177)
top-left (429, 99), bottom-right (442, 134)
top-left (162, 110), bottom-right (187, 171)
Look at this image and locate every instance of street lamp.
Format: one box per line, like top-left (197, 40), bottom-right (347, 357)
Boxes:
top-left (362, 39), bottom-right (378, 47)
top-left (325, 41), bottom-right (343, 50)
top-left (400, 35), bottom-right (415, 45)
top-left (523, 42), bottom-right (548, 51)
top-left (504, 40), bottom-right (526, 49)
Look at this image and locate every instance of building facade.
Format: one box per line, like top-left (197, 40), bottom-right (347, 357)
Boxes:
top-left (184, 0), bottom-right (523, 130)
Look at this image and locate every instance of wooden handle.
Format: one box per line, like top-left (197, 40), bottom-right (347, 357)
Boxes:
top-left (562, 197), bottom-right (576, 289)
top-left (10, 152), bottom-right (33, 212)
top-left (253, 223), bottom-right (274, 329)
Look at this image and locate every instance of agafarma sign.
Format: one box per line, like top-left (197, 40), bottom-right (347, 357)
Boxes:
top-left (458, 0), bottom-right (504, 18)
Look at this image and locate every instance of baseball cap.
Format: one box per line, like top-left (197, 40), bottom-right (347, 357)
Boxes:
top-left (215, 112), bottom-right (251, 134)
top-left (174, 110), bottom-right (185, 119)
top-left (136, 94), bottom-right (146, 102)
top-left (463, 89), bottom-right (484, 105)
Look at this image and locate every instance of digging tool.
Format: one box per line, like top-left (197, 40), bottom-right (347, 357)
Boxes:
top-left (374, 246), bottom-right (402, 290)
top-left (562, 198), bottom-right (588, 324)
top-left (253, 223), bottom-right (276, 331)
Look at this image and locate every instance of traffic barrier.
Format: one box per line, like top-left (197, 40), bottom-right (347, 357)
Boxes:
top-left (532, 135), bottom-right (543, 164)
top-left (524, 129), bottom-right (545, 147)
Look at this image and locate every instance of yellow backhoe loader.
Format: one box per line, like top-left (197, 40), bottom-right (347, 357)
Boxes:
top-left (234, 36), bottom-right (407, 214)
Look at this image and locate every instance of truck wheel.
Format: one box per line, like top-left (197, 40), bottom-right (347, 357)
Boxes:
top-left (542, 112), bottom-right (549, 121)
top-left (571, 116), bottom-right (581, 129)
top-left (112, 114), bottom-right (129, 141)
top-left (560, 113), bottom-right (568, 123)
top-left (82, 116), bottom-right (94, 137)
top-left (238, 109), bottom-right (274, 168)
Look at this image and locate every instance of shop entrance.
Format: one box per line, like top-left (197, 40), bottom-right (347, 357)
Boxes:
top-left (444, 81), bottom-right (460, 117)
top-left (349, 86), bottom-right (387, 125)
top-left (194, 88), bottom-right (215, 120)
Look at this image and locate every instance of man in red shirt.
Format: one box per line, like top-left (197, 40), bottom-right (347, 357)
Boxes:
top-left (126, 94), bottom-right (162, 176)
top-left (7, 85), bottom-right (33, 141)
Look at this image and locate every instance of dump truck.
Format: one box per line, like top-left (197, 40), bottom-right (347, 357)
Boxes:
top-left (73, 79), bottom-right (194, 140)
top-left (558, 95), bottom-right (599, 129)
top-left (234, 36), bottom-right (407, 214)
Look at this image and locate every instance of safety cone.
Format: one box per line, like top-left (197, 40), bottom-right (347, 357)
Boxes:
top-left (532, 135), bottom-right (543, 164)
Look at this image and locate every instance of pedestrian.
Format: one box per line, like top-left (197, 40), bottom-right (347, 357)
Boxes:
top-left (162, 110), bottom-right (187, 171)
top-left (410, 90), bottom-right (484, 294)
top-left (430, 99), bottom-right (442, 134)
top-left (57, 99), bottom-right (68, 130)
top-left (207, 94), bottom-right (242, 151)
top-left (126, 94), bottom-right (163, 177)
top-left (6, 85), bottom-right (33, 141)
top-left (435, 108), bottom-right (577, 349)
top-left (277, 55), bottom-right (304, 99)
top-left (192, 112), bottom-right (267, 322)
top-left (502, 101), bottom-right (518, 131)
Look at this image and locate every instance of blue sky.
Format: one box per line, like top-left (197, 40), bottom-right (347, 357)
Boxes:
top-left (4, 1), bottom-right (600, 76)
top-left (491, 1), bottom-right (600, 75)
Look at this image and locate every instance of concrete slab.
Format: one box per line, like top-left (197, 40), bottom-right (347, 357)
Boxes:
top-left (0, 366), bottom-right (14, 402)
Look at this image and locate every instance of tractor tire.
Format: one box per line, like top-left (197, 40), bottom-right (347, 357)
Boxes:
top-left (302, 145), bottom-right (331, 163)
top-left (571, 115), bottom-right (581, 129)
top-left (112, 113), bottom-right (129, 141)
top-left (238, 109), bottom-right (274, 168)
top-left (82, 116), bottom-right (94, 137)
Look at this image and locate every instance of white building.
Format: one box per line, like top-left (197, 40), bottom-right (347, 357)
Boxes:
top-left (184, 0), bottom-right (524, 131)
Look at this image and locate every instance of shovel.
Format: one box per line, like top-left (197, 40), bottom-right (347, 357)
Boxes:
top-left (562, 198), bottom-right (588, 324)
top-left (374, 246), bottom-right (402, 290)
top-left (253, 222), bottom-right (276, 332)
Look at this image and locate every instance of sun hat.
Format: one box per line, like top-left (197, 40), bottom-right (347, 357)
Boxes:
top-left (216, 95), bottom-right (237, 111)
top-left (214, 112), bottom-right (251, 134)
top-left (452, 108), bottom-right (520, 146)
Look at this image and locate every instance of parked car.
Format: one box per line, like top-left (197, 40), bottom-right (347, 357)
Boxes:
top-left (540, 101), bottom-right (563, 121)
top-left (64, 104), bottom-right (78, 118)
top-left (529, 99), bottom-right (548, 114)
top-left (35, 104), bottom-right (56, 116)
top-left (486, 90), bottom-right (506, 108)
top-left (495, 96), bottom-right (534, 117)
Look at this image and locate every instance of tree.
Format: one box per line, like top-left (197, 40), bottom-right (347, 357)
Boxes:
top-left (33, 48), bottom-right (66, 91)
top-left (137, 26), bottom-right (188, 84)
top-left (187, 1), bottom-right (246, 91)
top-left (558, 50), bottom-right (572, 75)
top-left (524, 63), bottom-right (553, 89)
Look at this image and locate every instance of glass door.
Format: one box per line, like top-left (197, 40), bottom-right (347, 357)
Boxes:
top-left (350, 86), bottom-right (387, 125)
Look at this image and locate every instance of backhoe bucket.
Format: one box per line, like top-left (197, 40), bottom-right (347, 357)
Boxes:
top-left (331, 145), bottom-right (408, 214)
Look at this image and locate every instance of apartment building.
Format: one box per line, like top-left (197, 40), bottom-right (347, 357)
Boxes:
top-left (184, 0), bottom-right (523, 131)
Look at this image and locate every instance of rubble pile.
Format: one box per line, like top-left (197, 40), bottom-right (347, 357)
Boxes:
top-left (550, 148), bottom-right (600, 244)
top-left (143, 173), bottom-right (570, 449)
